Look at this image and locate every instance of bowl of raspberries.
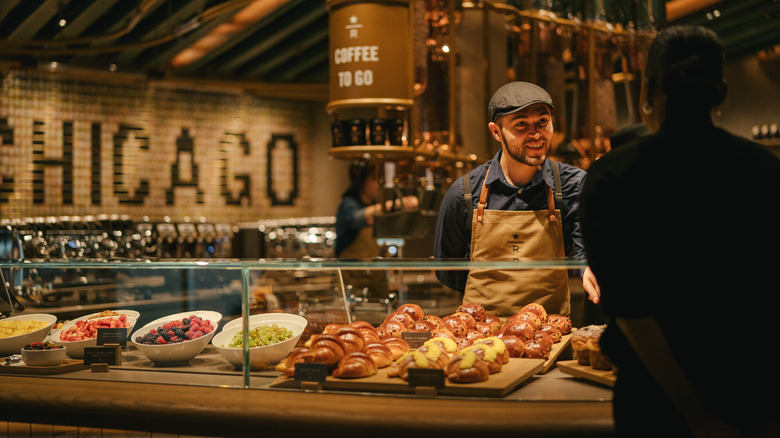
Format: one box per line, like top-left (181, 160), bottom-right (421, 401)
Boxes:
top-left (21, 341), bottom-right (67, 366)
top-left (130, 311), bottom-right (222, 364)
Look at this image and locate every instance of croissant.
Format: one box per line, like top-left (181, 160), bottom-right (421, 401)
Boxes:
top-left (423, 336), bottom-right (459, 357)
top-left (381, 336), bottom-right (410, 360)
top-left (362, 342), bottom-right (393, 368)
top-left (304, 334), bottom-right (347, 365)
top-left (322, 323), bottom-right (345, 335)
top-left (460, 344), bottom-right (502, 374)
top-left (472, 336), bottom-right (510, 364)
top-left (350, 321), bottom-right (382, 344)
top-left (416, 344), bottom-right (450, 369)
top-left (387, 351), bottom-right (438, 380)
top-left (332, 352), bottom-right (378, 379)
top-left (446, 350), bottom-right (491, 383)
top-left (329, 326), bottom-right (365, 355)
top-left (275, 347), bottom-right (314, 377)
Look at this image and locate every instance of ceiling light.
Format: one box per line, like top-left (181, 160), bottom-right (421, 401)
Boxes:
top-left (58, 19), bottom-right (67, 27)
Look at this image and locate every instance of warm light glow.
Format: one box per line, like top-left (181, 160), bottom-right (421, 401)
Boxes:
top-left (170, 0), bottom-right (291, 68)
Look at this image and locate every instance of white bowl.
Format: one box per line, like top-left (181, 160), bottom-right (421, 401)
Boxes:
top-left (0, 313), bottom-right (57, 357)
top-left (52, 314), bottom-right (137, 359)
top-left (130, 311), bottom-right (222, 365)
top-left (78, 309), bottom-right (140, 321)
top-left (223, 312), bottom-right (307, 331)
top-left (212, 313), bottom-right (306, 370)
top-left (21, 345), bottom-right (67, 366)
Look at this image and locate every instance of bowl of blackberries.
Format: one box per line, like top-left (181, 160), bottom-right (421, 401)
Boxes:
top-left (130, 311), bottom-right (222, 365)
top-left (21, 341), bottom-right (67, 366)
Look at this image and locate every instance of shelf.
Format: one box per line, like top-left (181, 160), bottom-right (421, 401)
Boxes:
top-left (328, 145), bottom-right (479, 164)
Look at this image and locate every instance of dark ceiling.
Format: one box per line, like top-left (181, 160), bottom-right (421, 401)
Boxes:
top-left (0, 0), bottom-right (778, 88)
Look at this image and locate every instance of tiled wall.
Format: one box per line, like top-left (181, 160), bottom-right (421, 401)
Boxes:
top-left (1, 68), bottom-right (317, 223)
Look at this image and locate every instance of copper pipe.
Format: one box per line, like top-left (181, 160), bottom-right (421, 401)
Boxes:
top-left (666, 0), bottom-right (724, 22)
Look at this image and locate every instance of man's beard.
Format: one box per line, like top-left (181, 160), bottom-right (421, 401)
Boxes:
top-left (499, 129), bottom-right (548, 166)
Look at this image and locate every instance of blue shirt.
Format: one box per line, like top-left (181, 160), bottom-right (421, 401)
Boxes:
top-left (433, 149), bottom-right (587, 292)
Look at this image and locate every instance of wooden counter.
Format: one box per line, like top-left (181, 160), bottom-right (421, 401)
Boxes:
top-left (0, 367), bottom-right (614, 438)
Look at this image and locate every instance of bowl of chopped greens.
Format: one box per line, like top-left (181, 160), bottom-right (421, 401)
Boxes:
top-left (212, 313), bottom-right (306, 370)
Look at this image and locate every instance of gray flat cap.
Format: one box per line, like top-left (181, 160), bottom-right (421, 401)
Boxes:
top-left (488, 81), bottom-right (554, 121)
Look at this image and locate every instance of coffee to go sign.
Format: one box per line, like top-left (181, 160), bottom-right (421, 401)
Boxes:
top-left (327, 0), bottom-right (414, 110)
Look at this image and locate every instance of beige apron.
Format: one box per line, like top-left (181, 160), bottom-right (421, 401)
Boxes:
top-left (337, 226), bottom-right (387, 295)
top-left (463, 163), bottom-right (570, 318)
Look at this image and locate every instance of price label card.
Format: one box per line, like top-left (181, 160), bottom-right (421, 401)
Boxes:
top-left (407, 368), bottom-right (445, 389)
top-left (294, 362), bottom-right (328, 383)
top-left (97, 327), bottom-right (128, 346)
top-left (84, 347), bottom-right (119, 366)
top-left (401, 331), bottom-right (431, 349)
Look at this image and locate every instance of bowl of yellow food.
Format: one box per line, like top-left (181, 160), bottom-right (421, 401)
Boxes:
top-left (212, 313), bottom-right (306, 370)
top-left (0, 313), bottom-right (58, 357)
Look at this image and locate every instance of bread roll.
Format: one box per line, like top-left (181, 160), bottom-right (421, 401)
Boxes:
top-left (519, 303), bottom-right (548, 322)
top-left (508, 312), bottom-right (542, 330)
top-left (397, 303), bottom-right (424, 321)
top-left (456, 303), bottom-right (487, 322)
top-left (500, 321), bottom-right (535, 341)
top-left (384, 311), bottom-right (414, 329)
top-left (440, 315), bottom-right (468, 336)
top-left (497, 335), bottom-right (524, 358)
top-left (547, 314), bottom-right (572, 334)
top-left (422, 315), bottom-right (442, 328)
top-left (539, 323), bottom-right (562, 343)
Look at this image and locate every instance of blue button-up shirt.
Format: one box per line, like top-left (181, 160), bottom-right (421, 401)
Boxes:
top-left (433, 149), bottom-right (587, 292)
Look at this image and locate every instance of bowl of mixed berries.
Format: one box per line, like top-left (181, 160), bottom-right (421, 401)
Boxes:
top-left (21, 341), bottom-right (67, 366)
top-left (130, 311), bottom-right (222, 364)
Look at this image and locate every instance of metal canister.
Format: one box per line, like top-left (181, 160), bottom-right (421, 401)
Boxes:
top-left (347, 118), bottom-right (367, 145)
top-left (369, 118), bottom-right (387, 145)
top-left (331, 120), bottom-right (349, 147)
top-left (388, 118), bottom-right (405, 145)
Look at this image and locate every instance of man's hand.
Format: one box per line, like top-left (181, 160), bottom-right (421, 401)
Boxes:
top-left (582, 266), bottom-right (600, 303)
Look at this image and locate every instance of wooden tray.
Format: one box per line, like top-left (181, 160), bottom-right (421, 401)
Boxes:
top-left (557, 360), bottom-right (616, 387)
top-left (270, 357), bottom-right (544, 397)
top-left (540, 333), bottom-right (571, 374)
top-left (0, 358), bottom-right (87, 375)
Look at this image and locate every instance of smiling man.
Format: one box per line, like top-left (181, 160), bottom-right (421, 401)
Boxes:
top-left (433, 81), bottom-right (599, 318)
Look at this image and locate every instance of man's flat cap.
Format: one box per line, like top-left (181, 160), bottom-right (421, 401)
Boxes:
top-left (488, 81), bottom-right (554, 121)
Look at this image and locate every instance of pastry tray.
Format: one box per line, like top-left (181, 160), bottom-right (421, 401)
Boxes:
top-left (0, 358), bottom-right (87, 375)
top-left (270, 356), bottom-right (545, 397)
top-left (557, 360), bottom-right (616, 387)
top-left (539, 333), bottom-right (571, 373)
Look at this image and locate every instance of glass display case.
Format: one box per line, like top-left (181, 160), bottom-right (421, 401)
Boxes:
top-left (1, 257), bottom-right (598, 387)
top-left (0, 257), bottom-right (615, 436)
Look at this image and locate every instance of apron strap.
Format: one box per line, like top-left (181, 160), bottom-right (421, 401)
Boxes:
top-left (552, 160), bottom-right (563, 210)
top-left (463, 170), bottom-right (473, 225)
top-left (546, 161), bottom-right (563, 222)
top-left (475, 165), bottom-right (491, 224)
